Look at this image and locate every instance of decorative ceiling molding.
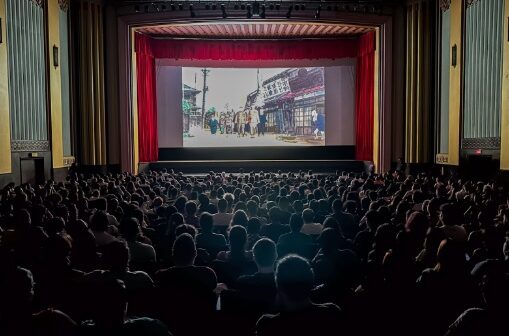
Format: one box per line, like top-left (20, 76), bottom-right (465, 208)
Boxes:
top-left (466, 0), bottom-right (480, 8)
top-left (136, 22), bottom-right (375, 39)
top-left (439, 0), bottom-right (451, 11)
top-left (58, 0), bottom-right (70, 11)
top-left (31, 0), bottom-right (44, 8)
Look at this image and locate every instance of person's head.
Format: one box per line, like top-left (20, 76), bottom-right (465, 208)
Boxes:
top-left (44, 234), bottom-right (72, 267)
top-left (323, 217), bottom-right (340, 231)
top-left (405, 211), bottom-right (429, 240)
top-left (90, 210), bottom-right (109, 232)
top-left (440, 203), bottom-right (459, 226)
top-left (185, 201), bottom-right (197, 216)
top-left (474, 262), bottom-right (509, 308)
top-left (31, 309), bottom-right (78, 336)
top-left (278, 196), bottom-right (289, 210)
top-left (247, 217), bottom-right (262, 235)
top-left (292, 200), bottom-right (304, 214)
top-left (332, 199), bottom-right (344, 213)
top-left (199, 212), bottom-right (214, 233)
top-left (45, 217), bottom-right (66, 236)
top-left (217, 198), bottom-right (228, 213)
top-left (101, 240), bottom-right (129, 272)
top-left (169, 212), bottom-right (185, 228)
top-left (253, 238), bottom-right (277, 272)
top-left (175, 224), bottom-right (197, 238)
top-left (435, 239), bottom-right (466, 272)
top-left (269, 206), bottom-right (281, 224)
top-left (275, 255), bottom-right (314, 306)
top-left (365, 210), bottom-right (381, 231)
top-left (119, 217), bottom-right (141, 242)
top-left (298, 204), bottom-right (314, 222)
top-left (246, 200), bottom-right (258, 217)
top-left (289, 213), bottom-right (304, 233)
top-left (0, 267), bottom-right (35, 316)
top-left (173, 233), bottom-right (197, 266)
top-left (318, 228), bottom-right (341, 251)
top-left (174, 196), bottom-right (188, 213)
top-left (229, 225), bottom-right (247, 253)
top-left (198, 193), bottom-right (209, 207)
top-left (92, 279), bottom-right (127, 327)
top-left (231, 209), bottom-right (248, 227)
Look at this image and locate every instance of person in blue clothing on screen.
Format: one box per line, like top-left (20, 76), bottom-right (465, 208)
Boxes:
top-left (313, 110), bottom-right (325, 140)
top-left (209, 115), bottom-right (219, 135)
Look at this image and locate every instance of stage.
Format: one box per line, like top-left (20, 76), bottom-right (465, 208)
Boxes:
top-left (139, 159), bottom-right (368, 175)
top-left (137, 145), bottom-right (367, 174)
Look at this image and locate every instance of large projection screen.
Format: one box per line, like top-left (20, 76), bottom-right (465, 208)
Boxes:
top-left (156, 61), bottom-right (356, 148)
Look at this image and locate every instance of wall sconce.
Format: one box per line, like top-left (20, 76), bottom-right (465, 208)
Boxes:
top-left (451, 44), bottom-right (457, 67)
top-left (53, 45), bottom-right (59, 67)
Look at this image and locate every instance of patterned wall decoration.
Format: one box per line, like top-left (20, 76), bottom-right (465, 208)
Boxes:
top-left (466, 0), bottom-right (481, 8)
top-left (58, 0), bottom-right (69, 11)
top-left (11, 140), bottom-right (50, 152)
top-left (5, 0), bottom-right (48, 150)
top-left (463, 0), bottom-right (504, 142)
top-left (462, 137), bottom-right (501, 150)
top-left (439, 0), bottom-right (451, 11)
top-left (30, 0), bottom-right (43, 8)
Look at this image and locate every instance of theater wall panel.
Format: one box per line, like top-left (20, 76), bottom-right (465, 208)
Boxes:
top-left (5, 0), bottom-right (48, 146)
top-left (463, 0), bottom-right (504, 140)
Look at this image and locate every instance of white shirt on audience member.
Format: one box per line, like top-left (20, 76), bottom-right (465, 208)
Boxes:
top-left (301, 222), bottom-right (324, 236)
top-left (213, 212), bottom-right (233, 227)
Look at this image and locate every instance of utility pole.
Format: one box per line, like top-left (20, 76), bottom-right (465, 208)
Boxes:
top-left (201, 68), bottom-right (211, 128)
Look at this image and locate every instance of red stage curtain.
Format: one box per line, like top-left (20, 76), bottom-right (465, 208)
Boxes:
top-left (147, 37), bottom-right (359, 60)
top-left (135, 33), bottom-right (158, 162)
top-left (355, 32), bottom-right (376, 161)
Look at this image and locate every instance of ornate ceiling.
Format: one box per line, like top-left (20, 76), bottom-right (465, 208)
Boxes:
top-left (135, 22), bottom-right (375, 39)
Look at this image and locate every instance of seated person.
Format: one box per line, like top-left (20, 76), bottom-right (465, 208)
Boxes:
top-left (247, 217), bottom-right (263, 250)
top-left (82, 241), bottom-right (154, 318)
top-left (256, 255), bottom-right (344, 336)
top-left (446, 261), bottom-right (509, 336)
top-left (184, 201), bottom-right (199, 228)
top-left (196, 212), bottom-right (228, 259)
top-left (90, 211), bottom-right (117, 247)
top-left (260, 207), bottom-right (290, 244)
top-left (300, 208), bottom-right (324, 238)
top-left (155, 234), bottom-right (217, 335)
top-left (236, 238), bottom-right (278, 309)
top-left (311, 228), bottom-right (361, 293)
top-left (214, 226), bottom-right (256, 286)
top-left (120, 217), bottom-right (156, 273)
top-left (277, 214), bottom-right (314, 259)
top-left (81, 278), bottom-right (171, 336)
top-left (213, 199), bottom-right (233, 232)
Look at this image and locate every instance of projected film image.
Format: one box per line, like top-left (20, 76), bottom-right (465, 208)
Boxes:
top-left (182, 67), bottom-right (325, 147)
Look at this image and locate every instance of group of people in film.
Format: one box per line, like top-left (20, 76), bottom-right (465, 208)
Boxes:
top-left (208, 106), bottom-right (325, 140)
top-left (209, 106), bottom-right (267, 138)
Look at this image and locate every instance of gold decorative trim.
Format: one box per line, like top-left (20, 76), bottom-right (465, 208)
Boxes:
top-left (63, 156), bottom-right (75, 167)
top-left (436, 153), bottom-right (449, 164)
top-left (58, 0), bottom-right (70, 11)
top-left (439, 0), bottom-right (451, 11)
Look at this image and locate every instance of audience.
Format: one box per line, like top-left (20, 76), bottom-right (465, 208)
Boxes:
top-left (276, 214), bottom-right (313, 259)
top-left (0, 168), bottom-right (508, 336)
top-left (196, 212), bottom-right (228, 258)
top-left (256, 255), bottom-right (344, 336)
